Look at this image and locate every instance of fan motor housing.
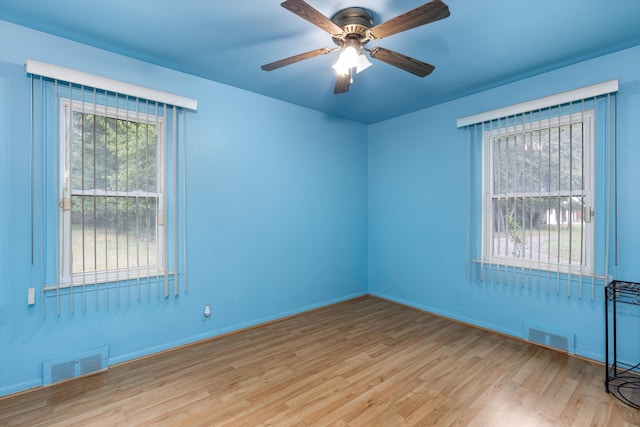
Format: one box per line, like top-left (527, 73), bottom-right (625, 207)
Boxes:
top-left (331, 7), bottom-right (374, 45)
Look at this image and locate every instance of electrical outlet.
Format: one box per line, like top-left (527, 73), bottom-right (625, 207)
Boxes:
top-left (28, 288), bottom-right (36, 305)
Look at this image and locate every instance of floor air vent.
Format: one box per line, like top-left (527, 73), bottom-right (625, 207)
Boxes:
top-left (525, 324), bottom-right (574, 354)
top-left (43, 346), bottom-right (109, 386)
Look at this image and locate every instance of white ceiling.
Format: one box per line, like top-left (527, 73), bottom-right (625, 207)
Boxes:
top-left (2, 0), bottom-right (640, 123)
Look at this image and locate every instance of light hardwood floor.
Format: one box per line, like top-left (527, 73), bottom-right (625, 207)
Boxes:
top-left (1, 296), bottom-right (639, 426)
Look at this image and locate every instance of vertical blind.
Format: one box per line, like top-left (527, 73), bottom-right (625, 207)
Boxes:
top-left (27, 60), bottom-right (197, 315)
top-left (458, 81), bottom-right (618, 300)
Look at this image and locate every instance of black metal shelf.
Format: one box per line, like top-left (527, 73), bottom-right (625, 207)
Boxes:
top-left (605, 280), bottom-right (640, 409)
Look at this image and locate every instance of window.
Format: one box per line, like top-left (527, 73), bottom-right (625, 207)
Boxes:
top-left (27, 59), bottom-right (197, 313)
top-left (482, 111), bottom-right (594, 274)
top-left (60, 99), bottom-right (164, 285)
top-left (459, 81), bottom-right (618, 296)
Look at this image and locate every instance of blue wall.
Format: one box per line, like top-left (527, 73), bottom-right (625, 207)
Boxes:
top-left (0, 21), bottom-right (368, 396)
top-left (2, 19), bottom-right (640, 397)
top-left (368, 44), bottom-right (640, 362)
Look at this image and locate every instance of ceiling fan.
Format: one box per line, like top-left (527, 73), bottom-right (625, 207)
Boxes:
top-left (261, 0), bottom-right (450, 94)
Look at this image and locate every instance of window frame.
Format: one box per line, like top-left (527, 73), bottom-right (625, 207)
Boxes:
top-left (480, 110), bottom-right (595, 275)
top-left (58, 97), bottom-right (166, 287)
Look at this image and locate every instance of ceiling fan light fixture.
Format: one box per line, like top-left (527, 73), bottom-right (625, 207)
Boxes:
top-left (355, 53), bottom-right (372, 73)
top-left (332, 46), bottom-right (359, 76)
top-left (332, 46), bottom-right (371, 76)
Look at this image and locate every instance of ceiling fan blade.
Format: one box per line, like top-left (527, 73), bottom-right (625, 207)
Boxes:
top-left (281, 0), bottom-right (344, 36)
top-left (334, 70), bottom-right (351, 94)
top-left (367, 0), bottom-right (450, 40)
top-left (369, 47), bottom-right (435, 77)
top-left (261, 47), bottom-right (335, 71)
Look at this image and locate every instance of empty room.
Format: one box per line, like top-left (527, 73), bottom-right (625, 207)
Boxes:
top-left (2, 0), bottom-right (640, 425)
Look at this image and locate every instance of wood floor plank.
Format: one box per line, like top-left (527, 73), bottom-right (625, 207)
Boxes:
top-left (1, 296), bottom-right (639, 426)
